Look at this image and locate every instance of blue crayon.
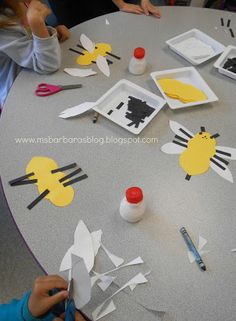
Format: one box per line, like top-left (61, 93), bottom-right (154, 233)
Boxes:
top-left (180, 227), bottom-right (206, 271)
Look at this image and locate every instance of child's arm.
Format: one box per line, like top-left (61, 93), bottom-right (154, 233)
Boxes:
top-left (112, 0), bottom-right (144, 14)
top-left (0, 275), bottom-right (68, 321)
top-left (140, 0), bottom-right (161, 18)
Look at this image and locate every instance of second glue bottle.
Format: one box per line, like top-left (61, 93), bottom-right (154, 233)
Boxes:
top-left (128, 47), bottom-right (147, 75)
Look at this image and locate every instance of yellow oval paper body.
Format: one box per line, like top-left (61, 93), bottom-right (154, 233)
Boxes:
top-left (26, 157), bottom-right (74, 207)
top-left (157, 78), bottom-right (207, 103)
top-left (179, 132), bottom-right (216, 176)
top-left (77, 43), bottom-right (112, 65)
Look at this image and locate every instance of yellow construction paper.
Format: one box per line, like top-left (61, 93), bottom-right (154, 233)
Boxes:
top-left (77, 43), bottom-right (112, 65)
top-left (179, 132), bottom-right (216, 176)
top-left (26, 157), bottom-right (74, 207)
top-left (157, 78), bottom-right (207, 103)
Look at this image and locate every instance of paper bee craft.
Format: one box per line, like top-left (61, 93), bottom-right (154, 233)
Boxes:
top-left (161, 121), bottom-right (236, 182)
top-left (69, 34), bottom-right (121, 77)
top-left (8, 156), bottom-right (88, 209)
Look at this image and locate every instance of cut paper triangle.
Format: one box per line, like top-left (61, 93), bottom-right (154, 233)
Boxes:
top-left (97, 275), bottom-right (117, 292)
top-left (105, 19), bottom-right (110, 25)
top-left (198, 236), bottom-right (208, 251)
top-left (92, 300), bottom-right (116, 321)
top-left (101, 244), bottom-right (124, 267)
top-left (59, 102), bottom-right (96, 119)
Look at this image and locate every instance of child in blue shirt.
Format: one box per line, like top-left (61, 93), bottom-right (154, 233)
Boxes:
top-left (0, 275), bottom-right (86, 321)
top-left (0, 0), bottom-right (69, 111)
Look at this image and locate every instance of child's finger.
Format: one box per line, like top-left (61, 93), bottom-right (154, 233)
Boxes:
top-left (141, 5), bottom-right (149, 15)
top-left (45, 290), bottom-right (68, 309)
top-left (39, 275), bottom-right (68, 291)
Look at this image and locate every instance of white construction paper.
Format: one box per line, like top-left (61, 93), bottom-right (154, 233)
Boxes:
top-left (105, 19), bottom-right (110, 25)
top-left (91, 256), bottom-right (144, 287)
top-left (71, 255), bottom-right (91, 309)
top-left (96, 55), bottom-right (110, 77)
top-left (169, 120), bottom-right (194, 138)
top-left (215, 146), bottom-right (236, 160)
top-left (64, 68), bottom-right (97, 77)
top-left (174, 37), bottom-right (215, 60)
top-left (91, 230), bottom-right (103, 257)
top-left (92, 300), bottom-right (116, 321)
top-left (129, 271), bottom-right (151, 291)
top-left (97, 275), bottom-right (117, 292)
top-left (59, 102), bottom-right (96, 118)
top-left (92, 273), bottom-right (148, 320)
top-left (210, 161), bottom-right (233, 183)
top-left (231, 249), bottom-right (236, 252)
top-left (73, 220), bottom-right (94, 272)
top-left (60, 245), bottom-right (74, 272)
top-left (80, 34), bottom-right (95, 53)
top-left (101, 244), bottom-right (124, 267)
top-left (161, 142), bottom-right (186, 155)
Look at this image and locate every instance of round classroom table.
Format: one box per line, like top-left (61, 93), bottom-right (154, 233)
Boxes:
top-left (1, 6), bottom-right (236, 321)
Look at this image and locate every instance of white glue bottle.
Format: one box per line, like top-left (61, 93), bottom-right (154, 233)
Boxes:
top-left (128, 47), bottom-right (147, 75)
top-left (119, 187), bottom-right (146, 223)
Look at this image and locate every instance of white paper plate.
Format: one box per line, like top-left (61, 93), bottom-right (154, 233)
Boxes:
top-left (92, 79), bottom-right (166, 135)
top-left (214, 45), bottom-right (236, 80)
top-left (150, 67), bottom-right (218, 110)
top-left (166, 29), bottom-right (225, 65)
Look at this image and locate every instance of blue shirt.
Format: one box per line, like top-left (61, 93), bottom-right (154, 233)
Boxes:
top-left (0, 291), bottom-right (56, 321)
top-left (0, 20), bottom-right (61, 108)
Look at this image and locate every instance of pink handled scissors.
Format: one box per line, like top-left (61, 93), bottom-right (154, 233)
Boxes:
top-left (35, 83), bottom-right (82, 97)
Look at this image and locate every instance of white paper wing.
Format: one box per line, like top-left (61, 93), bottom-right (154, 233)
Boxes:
top-left (64, 68), bottom-right (97, 77)
top-left (215, 146), bottom-right (236, 160)
top-left (59, 102), bottom-right (96, 118)
top-left (161, 142), bottom-right (185, 154)
top-left (73, 220), bottom-right (95, 272)
top-left (80, 34), bottom-right (95, 53)
top-left (169, 120), bottom-right (194, 138)
top-left (91, 230), bottom-right (103, 257)
top-left (210, 161), bottom-right (233, 183)
top-left (96, 55), bottom-right (110, 77)
top-left (198, 236), bottom-right (207, 251)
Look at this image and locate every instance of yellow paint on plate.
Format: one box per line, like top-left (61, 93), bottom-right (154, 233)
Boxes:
top-left (26, 157), bottom-right (74, 207)
top-left (157, 78), bottom-right (207, 103)
top-left (179, 132), bottom-right (216, 176)
top-left (77, 43), bottom-right (112, 65)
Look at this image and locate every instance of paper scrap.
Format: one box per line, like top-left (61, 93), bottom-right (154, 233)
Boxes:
top-left (91, 256), bottom-right (144, 287)
top-left (71, 255), bottom-right (91, 309)
top-left (92, 300), bottom-right (116, 321)
top-left (96, 55), bottom-right (110, 77)
top-left (105, 19), bottom-right (110, 25)
top-left (64, 68), bottom-right (97, 77)
top-left (59, 102), bottom-right (96, 119)
top-left (91, 230), bottom-right (103, 257)
top-left (26, 157), bottom-right (74, 207)
top-left (231, 249), bottom-right (236, 252)
top-left (97, 275), bottom-right (117, 292)
top-left (101, 244), bottom-right (124, 267)
top-left (129, 271), bottom-right (151, 291)
top-left (188, 235), bottom-right (209, 263)
top-left (92, 273), bottom-right (148, 320)
top-left (158, 78), bottom-right (207, 103)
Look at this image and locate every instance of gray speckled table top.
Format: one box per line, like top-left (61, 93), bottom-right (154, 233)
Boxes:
top-left (1, 7), bottom-right (236, 321)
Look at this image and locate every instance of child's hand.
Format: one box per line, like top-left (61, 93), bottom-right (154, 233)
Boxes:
top-left (28, 275), bottom-right (68, 318)
top-left (56, 25), bottom-right (71, 42)
top-left (141, 0), bottom-right (161, 18)
top-left (119, 3), bottom-right (144, 15)
top-left (27, 0), bottom-right (51, 24)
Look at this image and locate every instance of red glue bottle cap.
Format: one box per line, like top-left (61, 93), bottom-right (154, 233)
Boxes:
top-left (134, 47), bottom-right (145, 59)
top-left (126, 187), bottom-right (143, 204)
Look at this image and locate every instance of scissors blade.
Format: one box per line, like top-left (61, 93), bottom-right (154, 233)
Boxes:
top-left (60, 84), bottom-right (83, 90)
